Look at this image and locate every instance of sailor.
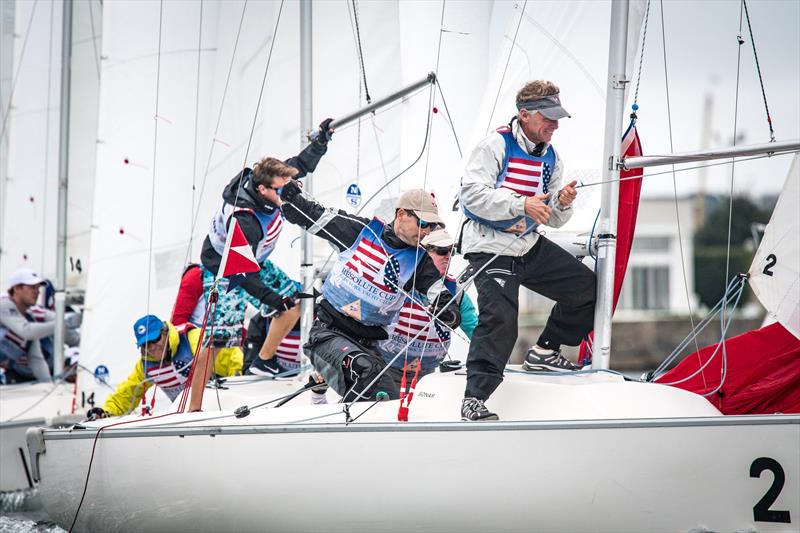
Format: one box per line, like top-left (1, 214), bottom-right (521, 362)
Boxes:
top-left (0, 269), bottom-right (54, 383)
top-left (459, 80), bottom-right (596, 421)
top-left (280, 183), bottom-right (461, 401)
top-left (377, 229), bottom-right (478, 389)
top-left (189, 119), bottom-right (333, 410)
top-left (242, 314), bottom-right (329, 404)
top-left (89, 314), bottom-right (242, 418)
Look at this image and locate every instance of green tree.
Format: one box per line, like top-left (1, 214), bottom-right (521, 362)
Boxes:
top-left (694, 195), bottom-right (771, 308)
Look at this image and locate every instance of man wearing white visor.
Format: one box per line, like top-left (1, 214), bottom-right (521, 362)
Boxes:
top-left (459, 80), bottom-right (597, 421)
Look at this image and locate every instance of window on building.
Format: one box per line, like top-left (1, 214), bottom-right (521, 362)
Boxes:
top-left (633, 236), bottom-right (670, 252)
top-left (627, 266), bottom-right (670, 310)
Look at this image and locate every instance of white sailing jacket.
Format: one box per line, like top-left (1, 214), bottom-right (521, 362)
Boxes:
top-left (460, 120), bottom-right (574, 256)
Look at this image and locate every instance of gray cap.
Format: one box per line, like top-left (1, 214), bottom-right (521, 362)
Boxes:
top-left (516, 93), bottom-right (571, 120)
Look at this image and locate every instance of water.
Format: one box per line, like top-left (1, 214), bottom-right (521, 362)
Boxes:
top-left (0, 490), bottom-right (64, 533)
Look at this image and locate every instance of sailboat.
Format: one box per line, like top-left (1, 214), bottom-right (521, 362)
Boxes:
top-left (0, 0), bottom-right (107, 493)
top-left (20, 0), bottom-right (800, 531)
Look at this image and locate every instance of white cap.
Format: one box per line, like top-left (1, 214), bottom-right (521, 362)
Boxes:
top-left (7, 268), bottom-right (46, 290)
top-left (421, 229), bottom-right (454, 248)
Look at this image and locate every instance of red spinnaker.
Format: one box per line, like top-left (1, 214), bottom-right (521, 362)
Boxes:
top-left (655, 322), bottom-right (800, 414)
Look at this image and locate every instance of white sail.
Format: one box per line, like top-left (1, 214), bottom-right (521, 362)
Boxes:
top-left (79, 0), bottom-right (501, 384)
top-left (749, 153), bottom-right (800, 339)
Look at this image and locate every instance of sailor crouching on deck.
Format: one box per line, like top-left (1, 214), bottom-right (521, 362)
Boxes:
top-left (459, 80), bottom-right (596, 421)
top-left (88, 315), bottom-right (242, 419)
top-left (280, 183), bottom-right (460, 402)
top-left (377, 229), bottom-right (478, 390)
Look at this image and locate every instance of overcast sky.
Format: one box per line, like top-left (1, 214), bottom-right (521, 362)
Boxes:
top-left (632, 0), bottom-right (799, 198)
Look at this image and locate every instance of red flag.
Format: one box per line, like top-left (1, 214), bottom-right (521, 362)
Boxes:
top-left (217, 218), bottom-right (261, 279)
top-left (579, 121), bottom-right (643, 365)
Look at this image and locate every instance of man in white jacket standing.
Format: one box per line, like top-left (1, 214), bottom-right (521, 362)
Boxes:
top-left (459, 80), bottom-right (596, 421)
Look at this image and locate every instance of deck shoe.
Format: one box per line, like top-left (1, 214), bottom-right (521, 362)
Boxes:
top-left (461, 397), bottom-right (499, 421)
top-left (246, 356), bottom-right (281, 377)
top-left (522, 346), bottom-right (579, 372)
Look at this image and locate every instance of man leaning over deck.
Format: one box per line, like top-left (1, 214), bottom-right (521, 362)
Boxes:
top-left (280, 183), bottom-right (460, 402)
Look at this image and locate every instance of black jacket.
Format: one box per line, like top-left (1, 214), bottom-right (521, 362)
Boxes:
top-left (281, 190), bottom-right (444, 340)
top-left (200, 140), bottom-right (328, 307)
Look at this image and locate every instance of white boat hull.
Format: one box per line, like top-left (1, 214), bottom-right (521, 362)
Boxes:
top-left (28, 372), bottom-right (800, 532)
top-left (0, 379), bottom-right (94, 492)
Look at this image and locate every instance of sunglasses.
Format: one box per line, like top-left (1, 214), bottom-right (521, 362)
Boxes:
top-left (408, 210), bottom-right (439, 230)
top-left (427, 246), bottom-right (453, 256)
top-left (140, 332), bottom-right (164, 357)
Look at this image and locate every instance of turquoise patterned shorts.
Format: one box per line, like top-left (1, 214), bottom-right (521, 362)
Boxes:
top-left (201, 261), bottom-right (300, 347)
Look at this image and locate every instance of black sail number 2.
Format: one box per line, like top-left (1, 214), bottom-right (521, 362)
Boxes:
top-left (762, 254), bottom-right (777, 276)
top-left (750, 457), bottom-right (791, 523)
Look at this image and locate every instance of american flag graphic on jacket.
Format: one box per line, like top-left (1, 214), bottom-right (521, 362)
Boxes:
top-left (344, 238), bottom-right (401, 293)
top-left (501, 158), bottom-right (551, 196)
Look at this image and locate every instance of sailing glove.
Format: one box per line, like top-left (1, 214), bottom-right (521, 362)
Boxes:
top-left (316, 117), bottom-right (334, 145)
top-left (429, 291), bottom-right (461, 329)
top-left (86, 407), bottom-right (109, 421)
top-left (280, 179), bottom-right (303, 204)
top-left (262, 292), bottom-right (298, 317)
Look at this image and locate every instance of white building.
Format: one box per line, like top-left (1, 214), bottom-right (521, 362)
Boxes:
top-left (520, 196), bottom-right (698, 318)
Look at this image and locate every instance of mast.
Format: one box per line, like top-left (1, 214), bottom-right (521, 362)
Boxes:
top-left (591, 0), bottom-right (629, 371)
top-left (299, 0), bottom-right (314, 349)
top-left (53, 0), bottom-right (74, 376)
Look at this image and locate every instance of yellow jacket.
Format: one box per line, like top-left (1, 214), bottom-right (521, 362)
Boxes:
top-left (102, 323), bottom-right (242, 416)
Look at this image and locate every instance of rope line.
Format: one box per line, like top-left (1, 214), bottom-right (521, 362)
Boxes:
top-left (231, 0), bottom-right (286, 210)
top-left (742, 0), bottom-right (775, 142)
top-left (632, 0), bottom-right (651, 105)
top-left (659, 0), bottom-right (704, 382)
top-left (351, 0), bottom-right (372, 104)
top-left (485, 0), bottom-right (527, 134)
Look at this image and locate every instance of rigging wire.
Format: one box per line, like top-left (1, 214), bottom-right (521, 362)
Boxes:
top-left (632, 0), bottom-right (651, 107)
top-left (351, 0), bottom-right (372, 105)
top-left (231, 0), bottom-right (285, 209)
top-left (484, 0), bottom-right (528, 134)
top-left (0, 0), bottom-right (39, 144)
top-left (575, 150), bottom-right (797, 189)
top-left (716, 0), bottom-right (747, 394)
top-left (189, 0), bottom-right (204, 260)
top-left (144, 0), bottom-right (165, 323)
top-left (658, 0), bottom-right (704, 381)
top-left (182, 0), bottom-right (249, 269)
top-left (742, 0), bottom-right (776, 142)
top-left (86, 0), bottom-right (101, 82)
top-left (39, 0), bottom-right (56, 273)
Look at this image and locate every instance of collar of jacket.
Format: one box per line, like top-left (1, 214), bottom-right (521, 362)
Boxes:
top-left (382, 221), bottom-right (410, 249)
top-left (510, 117), bottom-right (551, 156)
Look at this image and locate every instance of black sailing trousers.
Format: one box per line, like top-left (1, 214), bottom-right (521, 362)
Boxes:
top-left (463, 236), bottom-right (597, 400)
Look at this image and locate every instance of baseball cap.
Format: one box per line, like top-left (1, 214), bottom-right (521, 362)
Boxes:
top-left (7, 268), bottom-right (46, 290)
top-left (395, 189), bottom-right (445, 228)
top-left (516, 93), bottom-right (571, 120)
top-left (421, 229), bottom-right (454, 248)
top-left (133, 314), bottom-right (164, 347)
